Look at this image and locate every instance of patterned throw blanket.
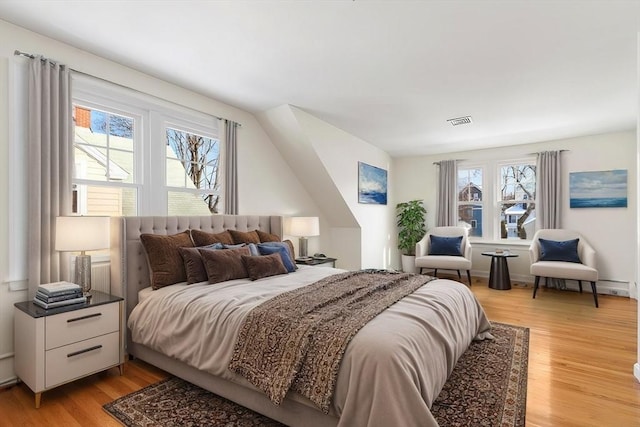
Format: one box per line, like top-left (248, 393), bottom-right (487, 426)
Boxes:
top-left (228, 270), bottom-right (435, 413)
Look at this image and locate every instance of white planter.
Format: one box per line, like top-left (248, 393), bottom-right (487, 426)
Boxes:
top-left (401, 255), bottom-right (418, 274)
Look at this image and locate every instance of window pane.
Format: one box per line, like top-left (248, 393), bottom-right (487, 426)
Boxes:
top-left (166, 127), bottom-right (220, 193)
top-left (499, 202), bottom-right (536, 240)
top-left (166, 158), bottom-right (186, 187)
top-left (168, 191), bottom-right (220, 215)
top-left (74, 105), bottom-right (135, 182)
top-left (458, 204), bottom-right (483, 237)
top-left (458, 168), bottom-right (483, 202)
top-left (499, 164), bottom-right (536, 201)
top-left (72, 184), bottom-right (137, 216)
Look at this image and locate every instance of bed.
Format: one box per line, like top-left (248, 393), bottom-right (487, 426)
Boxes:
top-left (110, 215), bottom-right (492, 427)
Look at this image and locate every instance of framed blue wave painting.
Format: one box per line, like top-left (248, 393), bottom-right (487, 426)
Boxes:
top-left (358, 162), bottom-right (387, 205)
top-left (569, 169), bottom-right (627, 208)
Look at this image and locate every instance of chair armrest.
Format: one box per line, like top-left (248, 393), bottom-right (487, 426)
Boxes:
top-left (416, 234), bottom-right (429, 257)
top-left (529, 241), bottom-right (540, 263)
top-left (580, 243), bottom-right (597, 268)
top-left (463, 238), bottom-right (472, 260)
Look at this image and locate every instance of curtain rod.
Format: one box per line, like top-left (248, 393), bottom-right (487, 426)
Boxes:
top-left (528, 149), bottom-right (569, 155)
top-left (14, 50), bottom-right (241, 127)
top-left (433, 159), bottom-right (465, 165)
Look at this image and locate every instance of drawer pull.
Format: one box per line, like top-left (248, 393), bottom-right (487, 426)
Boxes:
top-left (67, 313), bottom-right (102, 323)
top-left (67, 345), bottom-right (102, 358)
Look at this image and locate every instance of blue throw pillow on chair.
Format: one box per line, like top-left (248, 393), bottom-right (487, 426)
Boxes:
top-left (428, 235), bottom-right (463, 256)
top-left (538, 238), bottom-right (581, 263)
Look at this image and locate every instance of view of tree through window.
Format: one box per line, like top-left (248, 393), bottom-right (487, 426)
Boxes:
top-left (166, 128), bottom-right (221, 214)
top-left (499, 163), bottom-right (536, 239)
top-left (457, 167), bottom-right (483, 237)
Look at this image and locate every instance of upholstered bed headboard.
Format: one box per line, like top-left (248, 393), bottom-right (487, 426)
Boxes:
top-left (109, 215), bottom-right (283, 321)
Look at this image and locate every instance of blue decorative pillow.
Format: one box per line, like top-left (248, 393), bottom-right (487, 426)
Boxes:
top-left (538, 238), bottom-right (581, 263)
top-left (429, 235), bottom-right (463, 256)
top-left (257, 243), bottom-right (296, 272)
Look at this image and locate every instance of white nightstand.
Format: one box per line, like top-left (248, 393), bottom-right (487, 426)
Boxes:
top-left (14, 291), bottom-right (124, 408)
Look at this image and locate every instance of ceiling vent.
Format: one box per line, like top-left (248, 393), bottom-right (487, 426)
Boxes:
top-left (447, 116), bottom-right (473, 126)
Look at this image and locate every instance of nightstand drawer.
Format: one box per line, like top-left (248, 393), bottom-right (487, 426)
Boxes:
top-left (45, 303), bottom-right (119, 350)
top-left (45, 331), bottom-right (119, 388)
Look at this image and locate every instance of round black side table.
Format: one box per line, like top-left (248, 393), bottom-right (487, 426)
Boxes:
top-left (481, 251), bottom-right (519, 290)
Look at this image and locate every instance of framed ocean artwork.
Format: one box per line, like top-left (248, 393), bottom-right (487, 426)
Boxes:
top-left (358, 162), bottom-right (387, 205)
top-left (569, 169), bottom-right (627, 208)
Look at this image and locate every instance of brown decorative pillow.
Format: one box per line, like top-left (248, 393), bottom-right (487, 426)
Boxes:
top-left (191, 229), bottom-right (234, 246)
top-left (140, 231), bottom-right (194, 289)
top-left (179, 247), bottom-right (209, 285)
top-left (242, 253), bottom-right (287, 281)
top-left (199, 246), bottom-right (250, 284)
top-left (283, 239), bottom-right (296, 260)
top-left (256, 229), bottom-right (280, 243)
top-left (229, 229), bottom-right (261, 244)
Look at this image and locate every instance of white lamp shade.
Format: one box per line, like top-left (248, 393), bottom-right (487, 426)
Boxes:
top-left (55, 216), bottom-right (110, 252)
top-left (288, 217), bottom-right (320, 237)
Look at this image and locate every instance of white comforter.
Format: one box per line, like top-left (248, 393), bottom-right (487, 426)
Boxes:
top-left (128, 267), bottom-right (492, 427)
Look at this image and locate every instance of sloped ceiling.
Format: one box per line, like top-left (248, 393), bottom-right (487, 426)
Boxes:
top-left (0, 1), bottom-right (637, 157)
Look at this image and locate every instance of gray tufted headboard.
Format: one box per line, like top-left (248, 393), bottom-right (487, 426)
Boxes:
top-left (109, 215), bottom-right (283, 321)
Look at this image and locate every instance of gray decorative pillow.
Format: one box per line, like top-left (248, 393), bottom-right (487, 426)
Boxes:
top-left (242, 253), bottom-right (288, 281)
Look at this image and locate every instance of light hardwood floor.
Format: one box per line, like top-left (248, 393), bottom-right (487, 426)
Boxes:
top-left (0, 277), bottom-right (638, 426)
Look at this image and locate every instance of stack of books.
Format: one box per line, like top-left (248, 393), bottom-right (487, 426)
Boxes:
top-left (34, 282), bottom-right (86, 309)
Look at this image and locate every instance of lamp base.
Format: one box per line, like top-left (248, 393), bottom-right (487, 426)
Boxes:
top-left (75, 254), bottom-right (92, 296)
top-left (298, 237), bottom-right (309, 258)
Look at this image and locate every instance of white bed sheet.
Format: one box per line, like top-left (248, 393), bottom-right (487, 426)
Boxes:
top-left (128, 267), bottom-right (491, 427)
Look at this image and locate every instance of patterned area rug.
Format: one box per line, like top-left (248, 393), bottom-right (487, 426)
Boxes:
top-left (104, 322), bottom-right (528, 427)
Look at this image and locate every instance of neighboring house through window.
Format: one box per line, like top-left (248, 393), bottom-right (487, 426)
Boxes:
top-left (457, 158), bottom-right (536, 241)
top-left (72, 75), bottom-right (221, 216)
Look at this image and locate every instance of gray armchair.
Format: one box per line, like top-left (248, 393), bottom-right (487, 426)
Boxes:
top-left (529, 229), bottom-right (599, 307)
top-left (415, 226), bottom-right (472, 285)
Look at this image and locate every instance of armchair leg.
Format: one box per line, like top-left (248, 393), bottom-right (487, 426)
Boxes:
top-left (419, 268), bottom-right (423, 274)
top-left (466, 270), bottom-right (472, 286)
top-left (433, 269), bottom-right (438, 277)
top-left (457, 270), bottom-right (462, 279)
top-left (591, 282), bottom-right (599, 308)
top-left (533, 276), bottom-right (541, 299)
top-left (578, 280), bottom-right (583, 293)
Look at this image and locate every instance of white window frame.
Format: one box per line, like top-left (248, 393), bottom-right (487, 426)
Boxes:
top-left (72, 74), bottom-right (222, 216)
top-left (457, 156), bottom-right (537, 243)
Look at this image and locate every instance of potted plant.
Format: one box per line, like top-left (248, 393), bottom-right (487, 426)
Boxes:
top-left (396, 199), bottom-right (426, 273)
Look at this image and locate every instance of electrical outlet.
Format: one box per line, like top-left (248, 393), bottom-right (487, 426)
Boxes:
top-left (610, 289), bottom-right (618, 296)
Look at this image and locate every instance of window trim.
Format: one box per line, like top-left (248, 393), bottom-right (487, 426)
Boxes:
top-left (458, 156), bottom-right (537, 242)
top-left (72, 73), bottom-right (221, 216)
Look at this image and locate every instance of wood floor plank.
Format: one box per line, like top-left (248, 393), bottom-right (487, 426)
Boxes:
top-left (0, 277), bottom-right (637, 426)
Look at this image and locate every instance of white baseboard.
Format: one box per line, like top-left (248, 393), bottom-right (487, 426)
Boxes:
top-left (634, 363), bottom-right (640, 383)
top-left (470, 271), bottom-right (631, 297)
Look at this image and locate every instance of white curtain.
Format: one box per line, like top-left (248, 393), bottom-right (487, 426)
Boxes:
top-left (436, 160), bottom-right (457, 226)
top-left (27, 56), bottom-right (73, 296)
top-left (536, 151), bottom-right (561, 229)
top-left (224, 120), bottom-right (239, 214)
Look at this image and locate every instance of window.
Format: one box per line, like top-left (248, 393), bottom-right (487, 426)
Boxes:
top-left (72, 74), bottom-right (221, 216)
top-left (166, 126), bottom-right (221, 214)
top-left (457, 167), bottom-right (484, 238)
top-left (72, 104), bottom-right (139, 216)
top-left (498, 162), bottom-right (536, 240)
top-left (457, 159), bottom-right (536, 241)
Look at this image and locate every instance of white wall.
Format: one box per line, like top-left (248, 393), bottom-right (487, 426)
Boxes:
top-left (290, 108), bottom-right (395, 270)
top-left (394, 131), bottom-right (637, 294)
top-left (0, 19), bottom-right (320, 385)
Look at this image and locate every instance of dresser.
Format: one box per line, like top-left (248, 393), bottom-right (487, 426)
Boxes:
top-left (14, 291), bottom-right (124, 408)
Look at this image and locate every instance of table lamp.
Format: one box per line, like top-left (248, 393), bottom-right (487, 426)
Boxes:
top-left (55, 216), bottom-right (110, 296)
top-left (288, 217), bottom-right (319, 258)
